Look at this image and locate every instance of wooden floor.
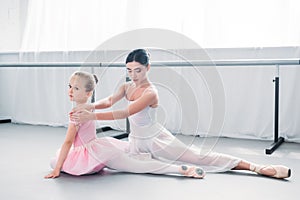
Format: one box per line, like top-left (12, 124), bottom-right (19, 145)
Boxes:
top-left (0, 123), bottom-right (299, 200)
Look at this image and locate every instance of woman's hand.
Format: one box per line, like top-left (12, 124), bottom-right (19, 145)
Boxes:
top-left (44, 170), bottom-right (60, 179)
top-left (70, 109), bottom-right (96, 124)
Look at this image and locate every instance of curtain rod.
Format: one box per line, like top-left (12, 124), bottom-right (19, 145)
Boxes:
top-left (0, 59), bottom-right (299, 67)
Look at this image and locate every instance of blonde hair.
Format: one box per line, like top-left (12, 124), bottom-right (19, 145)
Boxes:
top-left (72, 71), bottom-right (98, 92)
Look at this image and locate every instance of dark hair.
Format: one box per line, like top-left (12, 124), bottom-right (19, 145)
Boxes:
top-left (125, 49), bottom-right (150, 66)
top-left (93, 74), bottom-right (98, 84)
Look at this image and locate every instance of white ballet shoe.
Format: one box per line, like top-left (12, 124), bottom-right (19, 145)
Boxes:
top-left (180, 165), bottom-right (205, 179)
top-left (250, 164), bottom-right (291, 179)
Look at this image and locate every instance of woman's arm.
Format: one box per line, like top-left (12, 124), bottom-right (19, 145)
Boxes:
top-left (96, 91), bottom-right (157, 120)
top-left (94, 83), bottom-right (127, 109)
top-left (71, 83), bottom-right (127, 113)
top-left (44, 123), bottom-right (77, 179)
top-left (75, 90), bottom-right (157, 122)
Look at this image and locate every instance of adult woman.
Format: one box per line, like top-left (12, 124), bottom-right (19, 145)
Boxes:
top-left (71, 49), bottom-right (291, 179)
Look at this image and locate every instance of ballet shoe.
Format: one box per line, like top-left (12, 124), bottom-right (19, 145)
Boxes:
top-left (180, 165), bottom-right (205, 179)
top-left (250, 164), bottom-right (291, 179)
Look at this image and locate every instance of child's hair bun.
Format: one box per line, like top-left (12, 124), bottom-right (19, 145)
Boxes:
top-left (93, 74), bottom-right (98, 84)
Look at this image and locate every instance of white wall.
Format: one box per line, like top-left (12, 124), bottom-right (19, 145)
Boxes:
top-left (0, 67), bottom-right (18, 119)
top-left (0, 0), bottom-right (28, 52)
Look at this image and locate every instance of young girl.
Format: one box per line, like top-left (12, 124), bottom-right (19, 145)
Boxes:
top-left (45, 71), bottom-right (205, 179)
top-left (71, 49), bottom-right (291, 179)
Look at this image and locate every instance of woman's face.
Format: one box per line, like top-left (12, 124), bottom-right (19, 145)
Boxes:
top-left (126, 61), bottom-right (149, 85)
top-left (68, 75), bottom-right (90, 104)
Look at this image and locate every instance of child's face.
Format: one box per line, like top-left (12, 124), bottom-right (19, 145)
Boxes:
top-left (68, 75), bottom-right (91, 104)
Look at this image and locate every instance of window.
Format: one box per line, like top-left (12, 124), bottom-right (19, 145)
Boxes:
top-left (21, 0), bottom-right (300, 51)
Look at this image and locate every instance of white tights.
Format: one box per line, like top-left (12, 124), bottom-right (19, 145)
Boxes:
top-left (105, 151), bottom-right (182, 175)
top-left (129, 132), bottom-right (241, 173)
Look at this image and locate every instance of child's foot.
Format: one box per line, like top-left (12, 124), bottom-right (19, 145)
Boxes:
top-left (250, 164), bottom-right (291, 179)
top-left (180, 165), bottom-right (205, 179)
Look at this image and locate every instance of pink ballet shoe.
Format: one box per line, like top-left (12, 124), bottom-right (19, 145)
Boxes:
top-left (250, 164), bottom-right (291, 179)
top-left (180, 165), bottom-right (205, 179)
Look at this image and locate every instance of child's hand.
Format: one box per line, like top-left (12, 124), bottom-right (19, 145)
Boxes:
top-left (44, 170), bottom-right (60, 179)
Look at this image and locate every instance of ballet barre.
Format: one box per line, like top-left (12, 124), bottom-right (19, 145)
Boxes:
top-left (1, 58), bottom-right (300, 154)
top-left (1, 58), bottom-right (299, 67)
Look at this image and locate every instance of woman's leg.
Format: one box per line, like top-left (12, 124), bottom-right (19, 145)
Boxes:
top-left (105, 150), bottom-right (205, 178)
top-left (234, 160), bottom-right (291, 178)
top-left (150, 135), bottom-right (290, 178)
top-left (150, 134), bottom-right (240, 172)
top-left (233, 160), bottom-right (276, 175)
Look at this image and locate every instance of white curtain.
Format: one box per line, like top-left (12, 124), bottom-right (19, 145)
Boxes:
top-left (9, 67), bottom-right (75, 126)
top-left (21, 0), bottom-right (300, 51)
top-left (0, 66), bottom-right (127, 129)
top-left (21, 0), bottom-right (128, 51)
top-left (1, 0), bottom-right (300, 142)
top-left (2, 63), bottom-right (300, 142)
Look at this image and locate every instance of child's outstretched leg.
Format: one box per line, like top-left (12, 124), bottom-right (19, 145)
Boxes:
top-left (105, 151), bottom-right (205, 179)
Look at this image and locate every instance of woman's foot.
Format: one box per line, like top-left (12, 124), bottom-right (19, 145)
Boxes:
top-left (250, 164), bottom-right (291, 179)
top-left (180, 165), bottom-right (205, 179)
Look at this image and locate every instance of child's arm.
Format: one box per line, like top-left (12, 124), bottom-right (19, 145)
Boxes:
top-left (44, 123), bottom-right (77, 179)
